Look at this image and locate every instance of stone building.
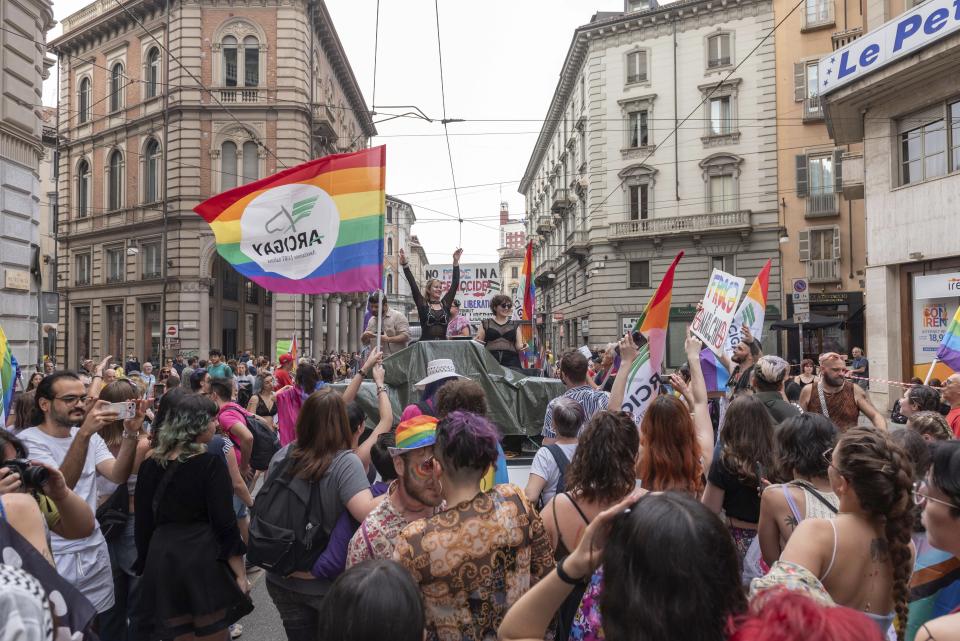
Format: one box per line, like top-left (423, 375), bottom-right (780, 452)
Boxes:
top-left (520, 0), bottom-right (782, 365)
top-left (497, 202), bottom-right (526, 306)
top-left (383, 195), bottom-right (416, 318)
top-left (0, 0), bottom-right (54, 378)
top-left (50, 0), bottom-right (375, 366)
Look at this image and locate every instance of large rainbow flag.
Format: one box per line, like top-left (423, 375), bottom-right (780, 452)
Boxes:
top-left (194, 147), bottom-right (386, 294)
top-left (723, 259), bottom-right (771, 358)
top-left (517, 241), bottom-right (536, 367)
top-left (0, 324), bottom-right (15, 421)
top-left (620, 251), bottom-right (683, 423)
top-left (936, 303), bottom-right (960, 371)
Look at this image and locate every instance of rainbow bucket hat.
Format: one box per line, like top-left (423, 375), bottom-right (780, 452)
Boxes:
top-left (388, 415), bottom-right (439, 455)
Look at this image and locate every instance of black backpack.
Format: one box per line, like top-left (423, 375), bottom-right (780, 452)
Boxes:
top-left (245, 412), bottom-right (280, 471)
top-left (246, 454), bottom-right (334, 576)
top-left (539, 444), bottom-right (571, 510)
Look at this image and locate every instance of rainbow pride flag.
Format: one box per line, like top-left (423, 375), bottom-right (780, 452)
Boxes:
top-left (0, 324), bottom-right (15, 421)
top-left (724, 259), bottom-right (771, 358)
top-left (621, 252), bottom-right (683, 423)
top-left (700, 348), bottom-right (731, 393)
top-left (936, 303), bottom-right (960, 371)
top-left (517, 241), bottom-right (536, 367)
top-left (194, 147), bottom-right (385, 294)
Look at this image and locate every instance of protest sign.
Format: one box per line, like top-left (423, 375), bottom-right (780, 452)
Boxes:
top-left (425, 263), bottom-right (501, 323)
top-left (691, 269), bottom-right (745, 356)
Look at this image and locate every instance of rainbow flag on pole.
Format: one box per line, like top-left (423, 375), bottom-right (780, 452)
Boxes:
top-left (517, 241), bottom-right (536, 367)
top-left (621, 252), bottom-right (683, 423)
top-left (700, 348), bottom-right (731, 393)
top-left (936, 304), bottom-right (960, 371)
top-left (194, 147), bottom-right (386, 294)
top-left (0, 324), bottom-right (15, 421)
top-left (723, 259), bottom-right (771, 358)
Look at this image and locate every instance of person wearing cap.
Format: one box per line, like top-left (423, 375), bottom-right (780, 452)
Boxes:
top-left (799, 352), bottom-right (886, 431)
top-left (361, 293), bottom-right (410, 356)
top-left (345, 416), bottom-right (443, 568)
top-left (751, 355), bottom-right (802, 425)
top-left (274, 353), bottom-right (295, 389)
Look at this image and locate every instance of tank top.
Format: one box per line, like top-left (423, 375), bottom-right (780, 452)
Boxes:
top-left (807, 381), bottom-right (860, 430)
top-left (483, 319), bottom-right (518, 353)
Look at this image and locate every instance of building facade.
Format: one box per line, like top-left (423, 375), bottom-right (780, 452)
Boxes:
top-left (383, 195), bottom-right (416, 318)
top-left (497, 202), bottom-right (526, 305)
top-left (774, 0), bottom-right (867, 363)
top-left (1, 0), bottom-right (55, 379)
top-left (821, 1), bottom-right (960, 409)
top-left (51, 0), bottom-right (375, 366)
top-left (520, 0), bottom-right (782, 365)
top-left (38, 107), bottom-right (58, 362)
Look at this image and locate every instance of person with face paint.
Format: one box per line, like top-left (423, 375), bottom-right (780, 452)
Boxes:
top-left (400, 247), bottom-right (463, 341)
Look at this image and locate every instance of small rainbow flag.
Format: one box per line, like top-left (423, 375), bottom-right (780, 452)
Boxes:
top-left (517, 241), bottom-right (536, 367)
top-left (700, 348), bottom-right (731, 393)
top-left (0, 324), bottom-right (15, 421)
top-left (936, 304), bottom-right (960, 372)
top-left (621, 252), bottom-right (683, 423)
top-left (724, 259), bottom-right (771, 358)
top-left (194, 147), bottom-right (386, 294)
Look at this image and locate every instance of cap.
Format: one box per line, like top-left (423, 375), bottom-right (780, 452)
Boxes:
top-left (279, 353), bottom-right (294, 365)
top-left (388, 415), bottom-right (439, 455)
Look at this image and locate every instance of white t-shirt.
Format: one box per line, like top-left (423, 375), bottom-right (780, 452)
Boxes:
top-left (18, 426), bottom-right (113, 554)
top-left (530, 442), bottom-right (578, 506)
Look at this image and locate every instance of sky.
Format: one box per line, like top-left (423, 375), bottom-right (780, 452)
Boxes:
top-left (43, 0), bottom-right (627, 264)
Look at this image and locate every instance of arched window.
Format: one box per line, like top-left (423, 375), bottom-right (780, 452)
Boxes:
top-left (387, 237), bottom-right (393, 256)
top-left (76, 159), bottom-right (90, 218)
top-left (108, 150), bottom-right (123, 211)
top-left (144, 138), bottom-right (161, 203)
top-left (243, 35), bottom-right (259, 87)
top-left (242, 141), bottom-right (258, 184)
top-left (78, 77), bottom-right (91, 123)
top-left (145, 48), bottom-right (160, 98)
top-left (221, 141), bottom-right (238, 191)
top-left (109, 63), bottom-right (124, 112)
top-left (386, 273), bottom-right (394, 295)
top-left (223, 35), bottom-right (238, 87)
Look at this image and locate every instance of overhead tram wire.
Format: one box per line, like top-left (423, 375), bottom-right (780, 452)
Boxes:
top-left (371, 0), bottom-right (381, 112)
top-left (110, 0), bottom-right (287, 169)
top-left (433, 0), bottom-right (465, 246)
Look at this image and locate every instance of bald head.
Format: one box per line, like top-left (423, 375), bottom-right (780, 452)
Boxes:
top-left (818, 352), bottom-right (846, 387)
top-left (942, 374), bottom-right (960, 406)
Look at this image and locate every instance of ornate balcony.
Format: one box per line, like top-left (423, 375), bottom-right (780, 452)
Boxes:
top-left (564, 230), bottom-right (589, 258)
top-left (610, 211), bottom-right (751, 242)
top-left (551, 188), bottom-right (574, 212)
top-left (807, 258), bottom-right (840, 284)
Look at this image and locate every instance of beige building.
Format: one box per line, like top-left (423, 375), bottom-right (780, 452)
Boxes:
top-left (0, 0), bottom-right (55, 378)
top-left (520, 0), bottom-right (783, 365)
top-left (383, 196), bottom-right (416, 318)
top-left (50, 0), bottom-right (375, 367)
top-left (822, 1), bottom-right (960, 408)
top-left (38, 107), bottom-right (58, 361)
top-left (498, 202), bottom-right (526, 306)
top-left (774, 0), bottom-right (867, 363)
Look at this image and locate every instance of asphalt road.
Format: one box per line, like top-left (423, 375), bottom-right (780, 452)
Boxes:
top-left (234, 567), bottom-right (284, 640)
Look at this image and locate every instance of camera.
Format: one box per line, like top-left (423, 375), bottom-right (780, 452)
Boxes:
top-left (1, 459), bottom-right (49, 491)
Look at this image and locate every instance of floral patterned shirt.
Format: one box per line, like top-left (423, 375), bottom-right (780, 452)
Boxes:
top-left (570, 567), bottom-right (605, 641)
top-left (393, 484), bottom-right (555, 641)
top-left (346, 483), bottom-right (407, 567)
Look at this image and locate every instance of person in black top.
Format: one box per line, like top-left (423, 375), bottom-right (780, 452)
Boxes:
top-left (399, 247), bottom-right (462, 341)
top-left (134, 393), bottom-right (251, 639)
top-left (474, 294), bottom-right (526, 368)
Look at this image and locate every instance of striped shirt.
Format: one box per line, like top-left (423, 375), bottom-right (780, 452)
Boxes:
top-left (542, 385), bottom-right (610, 439)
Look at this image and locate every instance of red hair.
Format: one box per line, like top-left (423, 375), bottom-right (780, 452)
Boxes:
top-left (729, 590), bottom-right (883, 641)
top-left (637, 395), bottom-right (703, 495)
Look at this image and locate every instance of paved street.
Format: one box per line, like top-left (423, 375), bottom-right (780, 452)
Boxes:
top-left (238, 568), bottom-right (284, 640)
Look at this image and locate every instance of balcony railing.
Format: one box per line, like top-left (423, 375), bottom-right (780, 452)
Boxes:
top-left (219, 88), bottom-right (260, 103)
top-left (312, 104), bottom-right (337, 139)
top-left (803, 95), bottom-right (823, 121)
top-left (841, 151), bottom-right (864, 200)
top-left (832, 27), bottom-right (863, 50)
top-left (805, 191), bottom-right (840, 218)
top-left (610, 210), bottom-right (751, 240)
top-left (536, 216), bottom-right (555, 234)
top-left (807, 258), bottom-right (840, 283)
top-left (551, 189), bottom-right (574, 212)
top-left (564, 230), bottom-right (589, 255)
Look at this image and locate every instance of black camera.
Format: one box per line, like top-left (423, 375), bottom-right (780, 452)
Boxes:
top-left (1, 459), bottom-right (49, 491)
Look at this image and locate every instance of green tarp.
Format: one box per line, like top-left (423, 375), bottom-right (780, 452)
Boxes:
top-left (332, 340), bottom-right (564, 437)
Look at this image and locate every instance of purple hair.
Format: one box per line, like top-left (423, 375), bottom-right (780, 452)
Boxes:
top-left (435, 410), bottom-right (500, 474)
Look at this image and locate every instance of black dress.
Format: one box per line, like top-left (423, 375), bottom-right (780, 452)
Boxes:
top-left (482, 318), bottom-right (522, 368)
top-left (134, 451), bottom-right (251, 639)
top-left (403, 264), bottom-right (461, 341)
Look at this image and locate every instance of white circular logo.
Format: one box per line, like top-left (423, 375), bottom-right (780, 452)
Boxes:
top-left (239, 184), bottom-right (340, 279)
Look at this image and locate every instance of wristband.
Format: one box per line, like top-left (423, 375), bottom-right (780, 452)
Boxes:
top-left (377, 386), bottom-right (388, 395)
top-left (121, 430), bottom-right (139, 440)
top-left (556, 556), bottom-right (587, 585)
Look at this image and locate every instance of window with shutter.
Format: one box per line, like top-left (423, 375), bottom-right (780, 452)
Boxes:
top-left (798, 229), bottom-right (810, 261)
top-left (833, 149), bottom-right (843, 192)
top-left (794, 63), bottom-right (806, 102)
top-left (796, 155), bottom-right (808, 197)
top-left (832, 225), bottom-right (841, 259)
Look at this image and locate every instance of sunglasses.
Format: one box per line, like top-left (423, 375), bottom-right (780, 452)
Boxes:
top-left (913, 480), bottom-right (959, 509)
top-left (499, 303), bottom-right (513, 309)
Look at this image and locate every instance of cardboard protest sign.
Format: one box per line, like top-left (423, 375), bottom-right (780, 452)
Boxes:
top-left (691, 269), bottom-right (745, 356)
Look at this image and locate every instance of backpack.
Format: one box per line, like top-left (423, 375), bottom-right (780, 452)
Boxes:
top-left (246, 453), bottom-right (336, 575)
top-left (539, 444), bottom-right (571, 510)
top-left (220, 403), bottom-right (280, 471)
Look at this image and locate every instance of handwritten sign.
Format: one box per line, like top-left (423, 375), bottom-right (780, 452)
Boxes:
top-left (691, 269), bottom-right (745, 356)
top-left (424, 263), bottom-right (501, 323)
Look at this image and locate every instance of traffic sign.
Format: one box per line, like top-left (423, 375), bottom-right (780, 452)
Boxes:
top-left (165, 324), bottom-right (179, 338)
top-left (791, 278), bottom-right (810, 303)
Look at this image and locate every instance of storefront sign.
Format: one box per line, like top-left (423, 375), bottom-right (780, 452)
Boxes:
top-left (820, 0), bottom-right (960, 94)
top-left (425, 263), bottom-right (501, 323)
top-left (4, 269), bottom-right (30, 291)
top-left (691, 269), bottom-right (745, 356)
top-left (915, 272), bottom-right (960, 299)
top-left (913, 272), bottom-right (960, 364)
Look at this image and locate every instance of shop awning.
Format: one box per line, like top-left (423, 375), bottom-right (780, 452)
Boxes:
top-left (770, 314), bottom-right (843, 331)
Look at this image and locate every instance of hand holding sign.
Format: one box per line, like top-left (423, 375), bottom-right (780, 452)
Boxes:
top-left (690, 269), bottom-right (745, 356)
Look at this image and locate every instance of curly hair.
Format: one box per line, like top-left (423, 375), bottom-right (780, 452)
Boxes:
top-left (152, 393), bottom-right (218, 465)
top-left (906, 411), bottom-right (953, 441)
top-left (638, 395), bottom-right (703, 494)
top-left (435, 379), bottom-right (488, 418)
top-left (565, 411), bottom-right (640, 504)
top-left (835, 427), bottom-right (914, 641)
top-left (719, 396), bottom-right (776, 487)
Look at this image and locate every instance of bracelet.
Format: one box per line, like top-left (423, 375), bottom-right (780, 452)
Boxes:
top-left (556, 556), bottom-right (587, 585)
top-left (377, 386), bottom-right (388, 395)
top-left (92, 375), bottom-right (103, 380)
top-left (121, 430), bottom-right (139, 440)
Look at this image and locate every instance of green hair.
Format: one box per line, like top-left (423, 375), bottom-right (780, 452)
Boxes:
top-left (152, 394), bottom-right (218, 465)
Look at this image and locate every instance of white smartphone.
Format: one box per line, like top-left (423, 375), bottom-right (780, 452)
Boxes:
top-left (107, 401), bottom-right (137, 420)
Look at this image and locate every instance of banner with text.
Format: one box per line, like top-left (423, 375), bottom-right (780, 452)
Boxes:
top-left (425, 263), bottom-right (501, 324)
top-left (692, 269), bottom-right (745, 356)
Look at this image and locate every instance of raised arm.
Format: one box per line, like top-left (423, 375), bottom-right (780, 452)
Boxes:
top-left (684, 329), bottom-right (715, 471)
top-left (355, 364), bottom-right (393, 471)
top-left (342, 348), bottom-right (381, 404)
top-left (399, 249), bottom-right (425, 310)
top-left (609, 334), bottom-right (638, 412)
top-left (441, 248), bottom-right (463, 309)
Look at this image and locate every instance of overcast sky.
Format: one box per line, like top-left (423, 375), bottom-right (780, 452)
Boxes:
top-left (44, 0), bottom-right (626, 264)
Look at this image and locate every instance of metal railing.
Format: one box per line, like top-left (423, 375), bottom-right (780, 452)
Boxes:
top-left (708, 56), bottom-right (731, 68)
top-left (805, 191), bottom-right (839, 217)
top-left (610, 210), bottom-right (751, 239)
top-left (803, 95), bottom-right (823, 121)
top-left (807, 258), bottom-right (840, 283)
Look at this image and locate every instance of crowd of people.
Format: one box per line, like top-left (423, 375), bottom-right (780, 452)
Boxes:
top-left (1, 252), bottom-right (959, 641)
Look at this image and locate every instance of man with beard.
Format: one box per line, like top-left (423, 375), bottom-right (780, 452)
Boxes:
top-left (346, 416), bottom-right (443, 566)
top-left (19, 371), bottom-right (142, 615)
top-left (728, 325), bottom-right (761, 396)
top-left (799, 352), bottom-right (886, 431)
